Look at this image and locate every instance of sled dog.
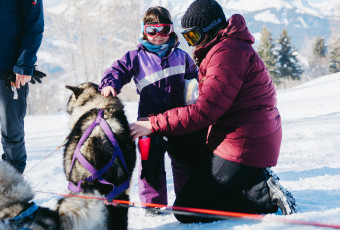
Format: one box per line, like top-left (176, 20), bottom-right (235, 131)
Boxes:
top-left (64, 82), bottom-right (136, 230)
top-left (0, 160), bottom-right (108, 230)
top-left (0, 82), bottom-right (136, 230)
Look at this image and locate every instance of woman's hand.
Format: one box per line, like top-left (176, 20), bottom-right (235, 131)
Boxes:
top-left (101, 86), bottom-right (117, 97)
top-left (129, 120), bottom-right (153, 141)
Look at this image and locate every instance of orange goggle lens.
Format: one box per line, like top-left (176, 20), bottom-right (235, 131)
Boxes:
top-left (181, 28), bottom-right (202, 46)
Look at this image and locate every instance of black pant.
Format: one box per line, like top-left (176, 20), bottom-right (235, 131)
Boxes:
top-left (167, 128), bottom-right (210, 174)
top-left (173, 154), bottom-right (277, 223)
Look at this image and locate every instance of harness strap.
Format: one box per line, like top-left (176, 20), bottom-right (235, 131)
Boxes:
top-left (11, 202), bottom-right (39, 221)
top-left (98, 116), bottom-right (129, 173)
top-left (106, 180), bottom-right (130, 200)
top-left (68, 109), bottom-right (130, 199)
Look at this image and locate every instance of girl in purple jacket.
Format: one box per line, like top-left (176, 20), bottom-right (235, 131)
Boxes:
top-left (99, 6), bottom-right (207, 215)
top-left (130, 0), bottom-right (297, 223)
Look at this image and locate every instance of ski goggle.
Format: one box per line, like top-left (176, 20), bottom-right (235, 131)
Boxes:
top-left (144, 24), bottom-right (173, 37)
top-left (181, 26), bottom-right (204, 46)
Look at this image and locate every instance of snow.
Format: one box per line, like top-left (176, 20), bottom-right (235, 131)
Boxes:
top-left (3, 72), bottom-right (340, 229)
top-left (309, 0), bottom-right (340, 18)
top-left (254, 10), bottom-right (281, 24)
top-left (226, 0), bottom-right (293, 13)
top-left (291, 0), bottom-right (320, 17)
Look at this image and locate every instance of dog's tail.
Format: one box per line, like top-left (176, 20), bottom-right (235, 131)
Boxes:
top-left (57, 191), bottom-right (108, 230)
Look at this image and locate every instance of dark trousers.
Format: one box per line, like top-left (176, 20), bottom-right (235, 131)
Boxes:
top-left (0, 77), bottom-right (28, 173)
top-left (173, 154), bottom-right (277, 223)
top-left (138, 129), bottom-right (208, 205)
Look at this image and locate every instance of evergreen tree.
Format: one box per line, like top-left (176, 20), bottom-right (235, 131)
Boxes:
top-left (257, 26), bottom-right (279, 83)
top-left (276, 29), bottom-right (303, 83)
top-left (328, 34), bottom-right (340, 73)
top-left (307, 36), bottom-right (328, 78)
top-left (313, 37), bottom-right (326, 58)
top-left (329, 46), bottom-right (340, 73)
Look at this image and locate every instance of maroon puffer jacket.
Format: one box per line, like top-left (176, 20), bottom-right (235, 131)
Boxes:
top-left (150, 14), bottom-right (282, 167)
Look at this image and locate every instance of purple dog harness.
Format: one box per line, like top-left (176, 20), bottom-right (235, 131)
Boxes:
top-left (68, 109), bottom-right (130, 200)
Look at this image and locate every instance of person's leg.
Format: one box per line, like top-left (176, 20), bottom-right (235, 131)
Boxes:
top-left (170, 158), bottom-right (190, 197)
top-left (0, 79), bottom-right (28, 174)
top-left (138, 158), bottom-right (167, 205)
top-left (138, 134), bottom-right (168, 206)
top-left (173, 154), bottom-right (277, 223)
top-left (167, 128), bottom-right (210, 174)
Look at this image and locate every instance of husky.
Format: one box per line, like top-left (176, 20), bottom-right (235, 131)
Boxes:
top-left (0, 82), bottom-right (136, 230)
top-left (0, 160), bottom-right (60, 230)
top-left (0, 160), bottom-right (108, 230)
top-left (64, 82), bottom-right (136, 230)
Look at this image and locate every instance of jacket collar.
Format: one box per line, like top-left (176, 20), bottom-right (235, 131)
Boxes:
top-left (137, 41), bottom-right (180, 60)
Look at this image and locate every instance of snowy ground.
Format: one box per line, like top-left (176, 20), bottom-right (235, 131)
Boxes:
top-left (4, 72), bottom-right (340, 229)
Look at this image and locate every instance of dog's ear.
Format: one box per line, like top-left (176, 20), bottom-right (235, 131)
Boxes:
top-left (65, 85), bottom-right (84, 99)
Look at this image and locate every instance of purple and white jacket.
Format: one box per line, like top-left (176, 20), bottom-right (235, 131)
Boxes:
top-left (99, 43), bottom-right (198, 118)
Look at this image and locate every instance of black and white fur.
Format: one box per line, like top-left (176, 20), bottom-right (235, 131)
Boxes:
top-left (0, 160), bottom-right (108, 230)
top-left (64, 82), bottom-right (136, 230)
top-left (0, 161), bottom-right (60, 230)
top-left (0, 82), bottom-right (136, 230)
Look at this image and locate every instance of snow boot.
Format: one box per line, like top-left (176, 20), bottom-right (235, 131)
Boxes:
top-left (265, 168), bottom-right (297, 215)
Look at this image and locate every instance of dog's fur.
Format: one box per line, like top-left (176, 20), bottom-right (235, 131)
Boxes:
top-left (0, 160), bottom-right (108, 230)
top-left (0, 82), bottom-right (136, 230)
top-left (0, 161), bottom-right (61, 230)
top-left (63, 82), bottom-right (136, 230)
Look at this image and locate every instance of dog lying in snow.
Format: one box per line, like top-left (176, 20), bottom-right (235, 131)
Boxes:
top-left (0, 82), bottom-right (136, 230)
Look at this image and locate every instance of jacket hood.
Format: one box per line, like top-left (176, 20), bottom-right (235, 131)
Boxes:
top-left (221, 14), bottom-right (255, 44)
top-left (194, 14), bottom-right (254, 59)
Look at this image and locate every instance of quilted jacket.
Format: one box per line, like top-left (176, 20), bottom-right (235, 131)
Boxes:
top-left (150, 14), bottom-right (282, 168)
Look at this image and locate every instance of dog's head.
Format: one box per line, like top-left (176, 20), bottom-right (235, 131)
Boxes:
top-left (65, 82), bottom-right (99, 115)
top-left (65, 82), bottom-right (124, 128)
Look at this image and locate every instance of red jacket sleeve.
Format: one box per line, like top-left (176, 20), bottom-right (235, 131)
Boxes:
top-left (150, 46), bottom-right (244, 135)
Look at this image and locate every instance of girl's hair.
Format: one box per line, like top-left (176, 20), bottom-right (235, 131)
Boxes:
top-left (142, 6), bottom-right (178, 44)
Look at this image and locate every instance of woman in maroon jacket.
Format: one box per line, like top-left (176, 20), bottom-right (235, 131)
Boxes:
top-left (130, 0), bottom-right (297, 222)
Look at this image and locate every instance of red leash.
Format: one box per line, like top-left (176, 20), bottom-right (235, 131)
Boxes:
top-left (35, 191), bottom-right (340, 229)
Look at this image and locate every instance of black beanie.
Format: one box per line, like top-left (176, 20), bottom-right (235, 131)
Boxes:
top-left (181, 0), bottom-right (227, 36)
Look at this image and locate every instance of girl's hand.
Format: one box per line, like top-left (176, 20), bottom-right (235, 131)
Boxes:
top-left (101, 86), bottom-right (117, 97)
top-left (129, 120), bottom-right (153, 141)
